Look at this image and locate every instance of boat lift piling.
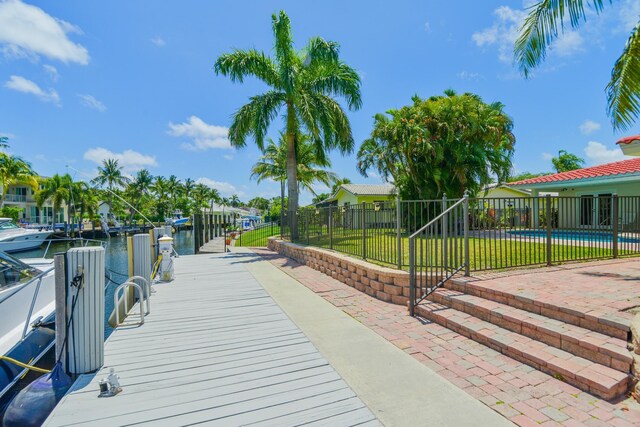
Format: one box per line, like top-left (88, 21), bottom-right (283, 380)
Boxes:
top-left (54, 247), bottom-right (105, 376)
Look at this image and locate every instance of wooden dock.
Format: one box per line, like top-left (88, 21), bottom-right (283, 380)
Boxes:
top-left (45, 253), bottom-right (379, 426)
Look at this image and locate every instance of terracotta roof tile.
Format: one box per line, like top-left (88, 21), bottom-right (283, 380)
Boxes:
top-left (510, 157), bottom-right (640, 186)
top-left (617, 135), bottom-right (640, 145)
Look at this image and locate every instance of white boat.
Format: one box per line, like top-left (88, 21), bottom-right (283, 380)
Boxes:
top-left (165, 211), bottom-right (189, 227)
top-left (0, 255), bottom-right (55, 358)
top-left (0, 218), bottom-right (54, 253)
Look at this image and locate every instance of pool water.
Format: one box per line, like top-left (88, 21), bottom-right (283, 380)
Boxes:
top-left (508, 230), bottom-right (640, 244)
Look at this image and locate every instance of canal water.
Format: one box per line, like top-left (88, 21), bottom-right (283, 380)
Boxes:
top-left (14, 230), bottom-right (195, 337)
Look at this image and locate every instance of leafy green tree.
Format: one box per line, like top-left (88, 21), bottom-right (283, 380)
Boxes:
top-left (0, 154), bottom-right (38, 208)
top-left (0, 136), bottom-right (8, 150)
top-left (91, 159), bottom-right (131, 210)
top-left (331, 177), bottom-right (351, 194)
top-left (248, 196), bottom-right (270, 212)
top-left (515, 0), bottom-right (640, 130)
top-left (151, 176), bottom-right (170, 219)
top-left (311, 193), bottom-right (330, 204)
top-left (36, 174), bottom-right (71, 225)
top-left (214, 10), bottom-right (362, 238)
top-left (191, 184), bottom-right (210, 213)
top-left (507, 171), bottom-right (551, 182)
top-left (166, 175), bottom-right (182, 212)
top-left (229, 194), bottom-right (241, 208)
top-left (358, 91), bottom-right (515, 200)
top-left (551, 150), bottom-right (584, 173)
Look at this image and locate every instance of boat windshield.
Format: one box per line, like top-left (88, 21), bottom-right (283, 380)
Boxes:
top-left (0, 220), bottom-right (20, 230)
top-left (0, 252), bottom-right (40, 292)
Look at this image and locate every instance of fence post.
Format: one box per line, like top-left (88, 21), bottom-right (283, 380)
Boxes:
top-left (442, 194), bottom-right (448, 270)
top-left (329, 205), bottom-right (333, 250)
top-left (306, 211), bottom-right (310, 245)
top-left (362, 202), bottom-right (367, 259)
top-left (612, 194), bottom-right (619, 259)
top-left (409, 237), bottom-right (415, 316)
top-left (396, 196), bottom-right (402, 269)
top-left (546, 195), bottom-right (552, 266)
top-left (464, 191), bottom-right (470, 276)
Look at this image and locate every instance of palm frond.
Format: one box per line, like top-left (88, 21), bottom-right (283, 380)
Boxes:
top-left (514, 0), bottom-right (609, 77)
top-left (303, 61), bottom-right (362, 110)
top-left (228, 91), bottom-right (285, 149)
top-left (214, 49), bottom-right (280, 87)
top-left (272, 10), bottom-right (297, 92)
top-left (607, 21), bottom-right (640, 131)
top-left (305, 37), bottom-right (340, 64)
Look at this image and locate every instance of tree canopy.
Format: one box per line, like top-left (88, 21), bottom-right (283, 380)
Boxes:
top-left (358, 90), bottom-right (515, 200)
top-left (551, 149), bottom-right (585, 173)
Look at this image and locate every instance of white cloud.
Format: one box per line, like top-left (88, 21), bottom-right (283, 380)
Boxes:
top-left (541, 152), bottom-right (553, 161)
top-left (195, 177), bottom-right (242, 197)
top-left (4, 75), bottom-right (60, 104)
top-left (83, 147), bottom-right (158, 172)
top-left (424, 21), bottom-right (431, 33)
top-left (472, 6), bottom-right (527, 63)
top-left (618, 0), bottom-right (640, 32)
top-left (0, 0), bottom-right (89, 64)
top-left (579, 120), bottom-right (601, 135)
top-left (151, 36), bottom-right (166, 47)
top-left (552, 31), bottom-right (584, 57)
top-left (43, 64), bottom-right (58, 81)
top-left (77, 94), bottom-right (106, 112)
top-left (168, 116), bottom-right (232, 151)
top-left (472, 4), bottom-right (583, 63)
top-left (457, 71), bottom-right (483, 81)
top-left (223, 154), bottom-right (234, 160)
top-left (584, 141), bottom-right (628, 164)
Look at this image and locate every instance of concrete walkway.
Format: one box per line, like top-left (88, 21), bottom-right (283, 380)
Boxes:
top-left (233, 247), bottom-right (513, 427)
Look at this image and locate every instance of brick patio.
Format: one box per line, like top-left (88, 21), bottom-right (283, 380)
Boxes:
top-left (251, 248), bottom-right (640, 427)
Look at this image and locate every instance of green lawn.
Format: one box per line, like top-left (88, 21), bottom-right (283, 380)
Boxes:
top-left (236, 226), bottom-right (280, 247)
top-left (295, 226), bottom-right (624, 271)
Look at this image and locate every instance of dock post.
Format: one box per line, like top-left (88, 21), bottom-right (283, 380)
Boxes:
top-left (65, 247), bottom-right (106, 374)
top-left (54, 254), bottom-right (67, 373)
top-left (133, 234), bottom-right (152, 284)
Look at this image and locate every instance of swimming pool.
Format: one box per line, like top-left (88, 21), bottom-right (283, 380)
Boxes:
top-left (508, 230), bottom-right (640, 244)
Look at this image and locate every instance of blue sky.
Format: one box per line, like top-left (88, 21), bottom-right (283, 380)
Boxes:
top-left (1, 0), bottom-right (638, 204)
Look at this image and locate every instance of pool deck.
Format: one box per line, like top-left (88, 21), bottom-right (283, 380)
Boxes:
top-left (45, 250), bottom-right (510, 426)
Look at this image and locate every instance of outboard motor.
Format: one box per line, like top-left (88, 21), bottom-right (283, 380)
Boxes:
top-left (3, 362), bottom-right (72, 427)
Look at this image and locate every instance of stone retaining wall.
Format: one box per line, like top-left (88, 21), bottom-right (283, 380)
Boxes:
top-left (268, 238), bottom-right (415, 306)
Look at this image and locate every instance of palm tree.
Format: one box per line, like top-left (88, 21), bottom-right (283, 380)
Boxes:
top-left (214, 10), bottom-right (362, 238)
top-left (91, 159), bottom-right (131, 210)
top-left (151, 176), bottom-right (169, 219)
top-left (35, 174), bottom-right (71, 225)
top-left (0, 154), bottom-right (38, 208)
top-left (166, 175), bottom-right (182, 212)
top-left (515, 1), bottom-right (640, 130)
top-left (191, 184), bottom-right (210, 213)
top-left (125, 169), bottom-right (154, 223)
top-left (251, 133), bottom-right (338, 208)
top-left (207, 188), bottom-right (221, 211)
top-left (183, 178), bottom-right (195, 199)
top-left (331, 177), bottom-right (351, 194)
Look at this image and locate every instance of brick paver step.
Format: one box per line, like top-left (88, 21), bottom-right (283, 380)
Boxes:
top-left (415, 301), bottom-right (630, 401)
top-left (429, 288), bottom-right (633, 373)
top-left (447, 277), bottom-right (630, 340)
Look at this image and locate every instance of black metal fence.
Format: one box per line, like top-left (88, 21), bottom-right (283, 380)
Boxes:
top-left (237, 222), bottom-right (280, 247)
top-left (282, 195), bottom-right (640, 272)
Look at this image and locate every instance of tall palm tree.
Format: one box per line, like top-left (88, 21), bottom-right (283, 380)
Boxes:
top-left (515, 1), bottom-right (640, 130)
top-left (331, 177), bottom-right (352, 194)
top-left (191, 183), bottom-right (210, 213)
top-left (91, 159), bottom-right (131, 210)
top-left (251, 133), bottom-right (338, 207)
top-left (166, 175), bottom-right (182, 212)
top-left (214, 10), bottom-right (361, 238)
top-left (207, 187), bottom-right (221, 211)
top-left (35, 174), bottom-right (71, 225)
top-left (0, 154), bottom-right (38, 208)
top-left (183, 178), bottom-right (195, 199)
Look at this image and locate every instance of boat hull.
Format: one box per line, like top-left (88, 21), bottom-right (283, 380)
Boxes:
top-left (0, 231), bottom-right (53, 253)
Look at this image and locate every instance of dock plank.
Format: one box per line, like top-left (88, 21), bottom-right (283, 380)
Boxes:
top-left (45, 253), bottom-right (379, 426)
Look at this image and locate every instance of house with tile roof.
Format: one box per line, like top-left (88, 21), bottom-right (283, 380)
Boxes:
top-left (509, 157), bottom-right (640, 230)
